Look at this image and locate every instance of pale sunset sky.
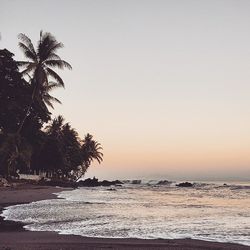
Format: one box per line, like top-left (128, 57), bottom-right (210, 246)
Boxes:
top-left (1, 0), bottom-right (250, 180)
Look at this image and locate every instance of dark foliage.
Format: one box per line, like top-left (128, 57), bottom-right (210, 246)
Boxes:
top-left (33, 116), bottom-right (103, 180)
top-left (0, 32), bottom-right (103, 180)
top-left (0, 49), bottom-right (48, 133)
top-left (0, 49), bottom-right (48, 177)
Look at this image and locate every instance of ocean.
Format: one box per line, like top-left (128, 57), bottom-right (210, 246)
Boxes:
top-left (2, 180), bottom-right (250, 246)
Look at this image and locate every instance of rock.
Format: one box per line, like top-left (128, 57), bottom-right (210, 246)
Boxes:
top-left (176, 182), bottom-right (193, 187)
top-left (122, 180), bottom-right (130, 184)
top-left (100, 180), bottom-right (122, 186)
top-left (77, 177), bottom-right (99, 187)
top-left (77, 178), bottom-right (123, 187)
top-left (100, 180), bottom-right (113, 186)
top-left (131, 180), bottom-right (141, 184)
top-left (114, 180), bottom-right (123, 185)
top-left (156, 180), bottom-right (171, 185)
top-left (106, 188), bottom-right (117, 191)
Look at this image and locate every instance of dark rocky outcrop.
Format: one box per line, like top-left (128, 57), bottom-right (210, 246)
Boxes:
top-left (77, 178), bottom-right (123, 187)
top-left (77, 177), bottom-right (99, 187)
top-left (176, 182), bottom-right (193, 187)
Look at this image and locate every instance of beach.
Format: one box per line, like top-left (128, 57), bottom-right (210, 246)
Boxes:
top-left (0, 184), bottom-right (249, 250)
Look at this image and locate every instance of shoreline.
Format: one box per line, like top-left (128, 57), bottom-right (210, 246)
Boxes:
top-left (0, 184), bottom-right (67, 232)
top-left (0, 184), bottom-right (249, 250)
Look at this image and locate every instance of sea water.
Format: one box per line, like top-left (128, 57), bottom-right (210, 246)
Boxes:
top-left (2, 181), bottom-right (250, 246)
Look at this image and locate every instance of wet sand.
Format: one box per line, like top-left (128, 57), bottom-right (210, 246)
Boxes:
top-left (0, 184), bottom-right (249, 250)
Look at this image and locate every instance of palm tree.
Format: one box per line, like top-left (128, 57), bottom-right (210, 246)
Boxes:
top-left (70, 134), bottom-right (103, 181)
top-left (61, 123), bottom-right (82, 178)
top-left (39, 116), bottom-right (83, 179)
top-left (46, 115), bottom-right (64, 138)
top-left (17, 31), bottom-right (72, 133)
top-left (81, 133), bottom-right (103, 172)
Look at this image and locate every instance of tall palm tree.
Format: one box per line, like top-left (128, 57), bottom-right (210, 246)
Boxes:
top-left (17, 31), bottom-right (72, 133)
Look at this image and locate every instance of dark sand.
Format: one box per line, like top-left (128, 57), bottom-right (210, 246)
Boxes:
top-left (0, 184), bottom-right (249, 250)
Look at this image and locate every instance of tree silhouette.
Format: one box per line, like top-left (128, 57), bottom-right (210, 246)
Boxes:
top-left (0, 34), bottom-right (103, 181)
top-left (17, 31), bottom-right (72, 133)
top-left (34, 117), bottom-right (103, 180)
top-left (0, 49), bottom-right (34, 177)
top-left (81, 133), bottom-right (103, 171)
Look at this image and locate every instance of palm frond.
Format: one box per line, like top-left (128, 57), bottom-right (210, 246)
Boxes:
top-left (45, 60), bottom-right (72, 70)
top-left (43, 97), bottom-right (54, 109)
top-left (46, 68), bottom-right (65, 87)
top-left (46, 53), bottom-right (62, 61)
top-left (95, 155), bottom-right (103, 163)
top-left (38, 31), bottom-right (53, 60)
top-left (21, 63), bottom-right (36, 76)
top-left (18, 42), bottom-right (37, 62)
top-left (16, 61), bottom-right (32, 66)
top-left (44, 94), bottom-right (62, 105)
top-left (46, 42), bottom-right (64, 55)
top-left (38, 31), bottom-right (62, 61)
top-left (95, 146), bottom-right (103, 151)
top-left (45, 82), bottom-right (62, 91)
top-left (18, 33), bottom-right (36, 59)
top-left (42, 42), bottom-right (64, 61)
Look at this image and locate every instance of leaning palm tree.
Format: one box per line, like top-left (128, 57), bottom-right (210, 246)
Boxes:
top-left (71, 134), bottom-right (103, 180)
top-left (81, 133), bottom-right (103, 172)
top-left (17, 31), bottom-right (72, 133)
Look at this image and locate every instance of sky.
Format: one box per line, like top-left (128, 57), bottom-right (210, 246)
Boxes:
top-left (1, 0), bottom-right (250, 181)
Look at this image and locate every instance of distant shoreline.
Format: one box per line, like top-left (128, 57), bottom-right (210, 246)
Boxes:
top-left (0, 184), bottom-right (249, 250)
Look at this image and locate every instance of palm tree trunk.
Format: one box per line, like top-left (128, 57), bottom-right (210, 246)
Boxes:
top-left (5, 82), bottom-right (37, 178)
top-left (16, 103), bottom-right (32, 134)
top-left (16, 81), bottom-right (37, 134)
